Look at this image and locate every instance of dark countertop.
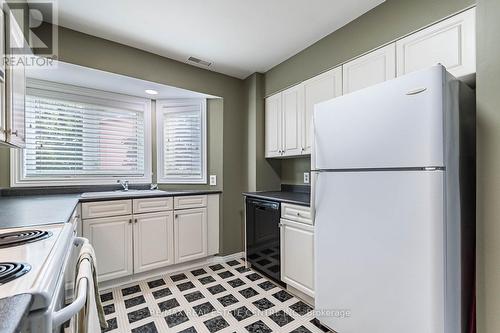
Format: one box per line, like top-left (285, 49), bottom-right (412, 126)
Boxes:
top-left (0, 294), bottom-right (32, 333)
top-left (0, 190), bottom-right (222, 229)
top-left (78, 189), bottom-right (222, 202)
top-left (0, 194), bottom-right (81, 229)
top-left (242, 191), bottom-right (310, 206)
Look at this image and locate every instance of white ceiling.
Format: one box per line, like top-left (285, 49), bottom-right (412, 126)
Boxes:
top-left (44, 0), bottom-right (385, 79)
top-left (27, 60), bottom-right (217, 99)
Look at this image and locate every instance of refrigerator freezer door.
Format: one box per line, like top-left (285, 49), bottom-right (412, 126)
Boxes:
top-left (314, 66), bottom-right (446, 170)
top-left (314, 170), bottom-right (445, 333)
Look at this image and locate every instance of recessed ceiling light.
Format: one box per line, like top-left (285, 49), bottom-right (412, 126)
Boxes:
top-left (145, 89), bottom-right (158, 95)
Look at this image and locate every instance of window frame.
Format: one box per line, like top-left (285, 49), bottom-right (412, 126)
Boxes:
top-left (11, 79), bottom-right (152, 187)
top-left (156, 99), bottom-right (207, 184)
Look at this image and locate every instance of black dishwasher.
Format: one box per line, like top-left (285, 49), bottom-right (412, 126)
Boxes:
top-left (245, 198), bottom-right (281, 281)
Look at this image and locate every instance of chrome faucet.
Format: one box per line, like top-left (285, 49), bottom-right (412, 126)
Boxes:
top-left (117, 180), bottom-right (129, 191)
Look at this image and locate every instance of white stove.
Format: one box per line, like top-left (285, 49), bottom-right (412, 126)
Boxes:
top-left (0, 217), bottom-right (94, 332)
top-left (0, 222), bottom-right (75, 309)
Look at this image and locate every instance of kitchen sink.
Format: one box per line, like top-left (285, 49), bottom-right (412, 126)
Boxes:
top-left (81, 189), bottom-right (167, 198)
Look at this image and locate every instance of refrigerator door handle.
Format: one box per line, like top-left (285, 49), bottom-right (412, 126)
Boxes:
top-left (406, 87), bottom-right (428, 95)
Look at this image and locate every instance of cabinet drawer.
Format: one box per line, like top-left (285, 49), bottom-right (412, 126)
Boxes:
top-left (82, 200), bottom-right (132, 219)
top-left (281, 203), bottom-right (312, 224)
top-left (174, 195), bottom-right (207, 210)
top-left (133, 197), bottom-right (173, 214)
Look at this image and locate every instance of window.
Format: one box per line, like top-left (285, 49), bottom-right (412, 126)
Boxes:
top-left (156, 99), bottom-right (207, 184)
top-left (11, 80), bottom-right (152, 186)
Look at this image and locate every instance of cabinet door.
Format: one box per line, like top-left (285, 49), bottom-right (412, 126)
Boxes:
top-left (5, 12), bottom-right (26, 148)
top-left (174, 208), bottom-right (208, 263)
top-left (303, 67), bottom-right (342, 154)
top-left (83, 215), bottom-right (133, 282)
top-left (343, 43), bottom-right (396, 94)
top-left (0, 10), bottom-right (5, 143)
top-left (264, 93), bottom-right (282, 158)
top-left (280, 219), bottom-right (314, 297)
top-left (134, 211), bottom-right (174, 273)
top-left (396, 8), bottom-right (475, 79)
top-left (282, 85), bottom-right (303, 157)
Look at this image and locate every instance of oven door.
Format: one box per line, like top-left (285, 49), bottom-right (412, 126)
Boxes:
top-left (26, 237), bottom-right (96, 333)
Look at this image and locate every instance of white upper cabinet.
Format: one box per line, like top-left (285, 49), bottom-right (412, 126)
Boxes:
top-left (396, 8), bottom-right (476, 79)
top-left (5, 12), bottom-right (27, 148)
top-left (303, 67), bottom-right (342, 154)
top-left (282, 85), bottom-right (304, 157)
top-left (343, 43), bottom-right (396, 94)
top-left (265, 93), bottom-right (282, 158)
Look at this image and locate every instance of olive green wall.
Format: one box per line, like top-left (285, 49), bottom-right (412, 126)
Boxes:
top-left (265, 0), bottom-right (476, 96)
top-left (280, 158), bottom-right (310, 185)
top-left (0, 26), bottom-right (246, 255)
top-left (260, 0), bottom-right (476, 186)
top-left (476, 0), bottom-right (500, 331)
top-left (243, 73), bottom-right (280, 191)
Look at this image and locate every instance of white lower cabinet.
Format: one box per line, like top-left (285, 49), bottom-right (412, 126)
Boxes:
top-left (133, 211), bottom-right (174, 273)
top-left (82, 194), bottom-right (218, 282)
top-left (280, 218), bottom-right (315, 297)
top-left (174, 207), bottom-right (208, 263)
top-left (83, 215), bottom-right (134, 282)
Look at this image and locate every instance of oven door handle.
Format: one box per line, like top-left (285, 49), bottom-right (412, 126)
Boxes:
top-left (51, 237), bottom-right (92, 327)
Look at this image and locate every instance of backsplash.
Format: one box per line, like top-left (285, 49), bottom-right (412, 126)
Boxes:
top-left (280, 157), bottom-right (311, 185)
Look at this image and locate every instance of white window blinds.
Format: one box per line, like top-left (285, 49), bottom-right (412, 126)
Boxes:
top-left (157, 99), bottom-right (207, 184)
top-left (13, 81), bottom-right (152, 186)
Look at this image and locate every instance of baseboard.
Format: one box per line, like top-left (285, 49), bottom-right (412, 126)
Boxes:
top-left (287, 284), bottom-right (315, 306)
top-left (210, 251), bottom-right (245, 263)
top-left (97, 251), bottom-right (246, 291)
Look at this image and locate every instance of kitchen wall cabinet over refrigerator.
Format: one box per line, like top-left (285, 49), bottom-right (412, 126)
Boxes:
top-left (396, 8), bottom-right (475, 80)
top-left (342, 43), bottom-right (396, 94)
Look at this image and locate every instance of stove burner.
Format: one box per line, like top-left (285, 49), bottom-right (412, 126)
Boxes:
top-left (0, 230), bottom-right (53, 248)
top-left (0, 263), bottom-right (31, 284)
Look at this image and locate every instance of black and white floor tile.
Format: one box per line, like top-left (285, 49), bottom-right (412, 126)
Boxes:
top-left (99, 258), bottom-right (330, 333)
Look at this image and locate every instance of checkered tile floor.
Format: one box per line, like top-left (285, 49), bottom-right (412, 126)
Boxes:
top-left (99, 258), bottom-right (331, 333)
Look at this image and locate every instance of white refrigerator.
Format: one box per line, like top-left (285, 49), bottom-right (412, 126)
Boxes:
top-left (312, 65), bottom-right (475, 333)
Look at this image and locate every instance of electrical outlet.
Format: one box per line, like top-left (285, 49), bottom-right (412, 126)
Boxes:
top-left (209, 175), bottom-right (217, 186)
top-left (304, 172), bottom-right (310, 184)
